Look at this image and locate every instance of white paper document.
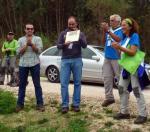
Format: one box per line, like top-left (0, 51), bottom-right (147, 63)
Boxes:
top-left (65, 30), bottom-right (80, 43)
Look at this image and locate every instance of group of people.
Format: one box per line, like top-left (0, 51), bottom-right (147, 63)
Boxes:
top-left (57, 15), bottom-right (148, 124)
top-left (101, 14), bottom-right (147, 124)
top-left (0, 14), bottom-right (148, 124)
top-left (0, 24), bottom-right (45, 112)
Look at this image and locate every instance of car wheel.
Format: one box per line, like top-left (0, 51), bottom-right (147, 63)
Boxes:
top-left (46, 66), bottom-right (60, 83)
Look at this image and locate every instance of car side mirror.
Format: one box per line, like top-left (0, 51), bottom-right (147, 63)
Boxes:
top-left (92, 56), bottom-right (100, 61)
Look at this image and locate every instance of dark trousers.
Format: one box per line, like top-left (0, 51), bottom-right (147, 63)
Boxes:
top-left (17, 64), bottom-right (44, 107)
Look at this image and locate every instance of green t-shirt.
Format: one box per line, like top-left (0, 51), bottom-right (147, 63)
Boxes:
top-left (2, 39), bottom-right (18, 56)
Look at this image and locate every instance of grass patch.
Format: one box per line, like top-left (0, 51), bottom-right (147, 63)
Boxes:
top-left (91, 113), bottom-right (103, 119)
top-left (103, 108), bottom-right (113, 114)
top-left (104, 121), bottom-right (114, 128)
top-left (0, 123), bottom-right (13, 132)
top-left (0, 90), bottom-right (149, 132)
top-left (37, 118), bottom-right (49, 124)
top-left (0, 89), bottom-right (16, 114)
top-left (132, 128), bottom-right (142, 132)
top-left (68, 118), bottom-right (88, 132)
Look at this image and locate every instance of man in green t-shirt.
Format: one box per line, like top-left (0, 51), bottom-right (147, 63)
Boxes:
top-left (0, 32), bottom-right (18, 85)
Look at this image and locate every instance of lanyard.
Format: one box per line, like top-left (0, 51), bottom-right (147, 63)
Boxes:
top-left (107, 27), bottom-right (122, 46)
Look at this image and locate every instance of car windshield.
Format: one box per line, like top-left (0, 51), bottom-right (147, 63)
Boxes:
top-left (93, 46), bottom-right (104, 51)
top-left (92, 46), bottom-right (104, 56)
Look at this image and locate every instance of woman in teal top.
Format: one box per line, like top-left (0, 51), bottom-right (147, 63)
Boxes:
top-left (112, 18), bottom-right (147, 124)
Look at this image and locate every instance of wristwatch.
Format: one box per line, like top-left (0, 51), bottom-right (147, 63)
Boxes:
top-left (107, 29), bottom-right (110, 33)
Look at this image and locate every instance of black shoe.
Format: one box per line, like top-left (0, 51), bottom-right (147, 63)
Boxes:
top-left (113, 113), bottom-right (130, 120)
top-left (71, 105), bottom-right (80, 112)
top-left (102, 99), bottom-right (115, 107)
top-left (15, 106), bottom-right (24, 113)
top-left (7, 82), bottom-right (11, 85)
top-left (36, 105), bottom-right (45, 112)
top-left (9, 82), bottom-right (19, 87)
top-left (0, 81), bottom-right (4, 85)
top-left (61, 107), bottom-right (69, 114)
top-left (134, 116), bottom-right (147, 124)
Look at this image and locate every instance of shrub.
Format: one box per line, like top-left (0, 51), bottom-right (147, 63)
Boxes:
top-left (0, 89), bottom-right (16, 114)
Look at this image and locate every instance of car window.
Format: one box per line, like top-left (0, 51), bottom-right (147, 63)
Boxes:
top-left (42, 47), bottom-right (62, 56)
top-left (94, 49), bottom-right (104, 56)
top-left (82, 48), bottom-right (96, 59)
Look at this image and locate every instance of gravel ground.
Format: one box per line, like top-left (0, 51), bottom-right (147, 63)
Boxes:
top-left (1, 76), bottom-right (150, 131)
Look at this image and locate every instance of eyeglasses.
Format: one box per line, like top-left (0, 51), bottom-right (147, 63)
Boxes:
top-left (26, 28), bottom-right (34, 30)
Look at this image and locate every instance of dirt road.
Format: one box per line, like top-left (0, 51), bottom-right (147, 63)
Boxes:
top-left (2, 76), bottom-right (150, 104)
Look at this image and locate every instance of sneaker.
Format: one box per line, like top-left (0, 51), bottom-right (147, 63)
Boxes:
top-left (61, 107), bottom-right (69, 114)
top-left (0, 81), bottom-right (4, 85)
top-left (102, 99), bottom-right (115, 107)
top-left (134, 116), bottom-right (147, 124)
top-left (15, 106), bottom-right (24, 113)
top-left (36, 105), bottom-right (45, 112)
top-left (113, 113), bottom-right (130, 120)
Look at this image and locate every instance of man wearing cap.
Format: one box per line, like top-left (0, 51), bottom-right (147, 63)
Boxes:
top-left (0, 32), bottom-right (18, 85)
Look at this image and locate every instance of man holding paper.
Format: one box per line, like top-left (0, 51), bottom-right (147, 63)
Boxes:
top-left (57, 16), bottom-right (87, 114)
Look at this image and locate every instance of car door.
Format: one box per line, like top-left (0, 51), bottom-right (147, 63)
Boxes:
top-left (82, 47), bottom-right (103, 82)
top-left (40, 47), bottom-right (61, 73)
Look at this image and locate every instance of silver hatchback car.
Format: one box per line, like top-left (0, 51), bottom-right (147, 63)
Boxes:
top-left (39, 45), bottom-right (105, 83)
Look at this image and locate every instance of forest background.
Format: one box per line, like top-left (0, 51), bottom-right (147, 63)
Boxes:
top-left (0, 0), bottom-right (150, 60)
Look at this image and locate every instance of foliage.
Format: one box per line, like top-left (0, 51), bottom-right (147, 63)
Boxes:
top-left (68, 118), bottom-right (88, 132)
top-left (0, 89), bottom-right (16, 114)
top-left (0, 0), bottom-right (150, 58)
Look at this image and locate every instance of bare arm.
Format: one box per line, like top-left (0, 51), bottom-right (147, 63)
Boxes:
top-left (108, 31), bottom-right (121, 42)
top-left (112, 42), bottom-right (137, 56)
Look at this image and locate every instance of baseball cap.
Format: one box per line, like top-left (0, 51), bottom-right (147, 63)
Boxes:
top-left (8, 32), bottom-right (15, 35)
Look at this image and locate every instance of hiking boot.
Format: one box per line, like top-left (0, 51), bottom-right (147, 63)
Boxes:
top-left (7, 82), bottom-right (12, 86)
top-left (7, 80), bottom-right (14, 86)
top-left (102, 99), bottom-right (115, 107)
top-left (10, 82), bottom-right (19, 87)
top-left (71, 105), bottom-right (80, 112)
top-left (0, 81), bottom-right (4, 85)
top-left (36, 105), bottom-right (45, 112)
top-left (15, 106), bottom-right (24, 113)
top-left (61, 107), bottom-right (69, 114)
top-left (113, 113), bottom-right (130, 120)
top-left (134, 116), bottom-right (147, 124)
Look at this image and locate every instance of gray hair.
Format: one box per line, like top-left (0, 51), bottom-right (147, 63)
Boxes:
top-left (110, 14), bottom-right (121, 24)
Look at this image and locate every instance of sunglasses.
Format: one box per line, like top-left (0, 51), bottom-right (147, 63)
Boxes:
top-left (110, 19), bottom-right (115, 22)
top-left (26, 28), bottom-right (34, 30)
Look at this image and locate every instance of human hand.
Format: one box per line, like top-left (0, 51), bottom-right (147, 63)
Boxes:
top-left (26, 37), bottom-right (32, 46)
top-left (5, 48), bottom-right (11, 51)
top-left (111, 42), bottom-right (120, 50)
top-left (64, 41), bottom-right (71, 45)
top-left (101, 22), bottom-right (109, 32)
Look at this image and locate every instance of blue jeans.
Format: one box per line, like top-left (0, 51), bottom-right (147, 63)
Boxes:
top-left (17, 64), bottom-right (44, 107)
top-left (60, 58), bottom-right (83, 108)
